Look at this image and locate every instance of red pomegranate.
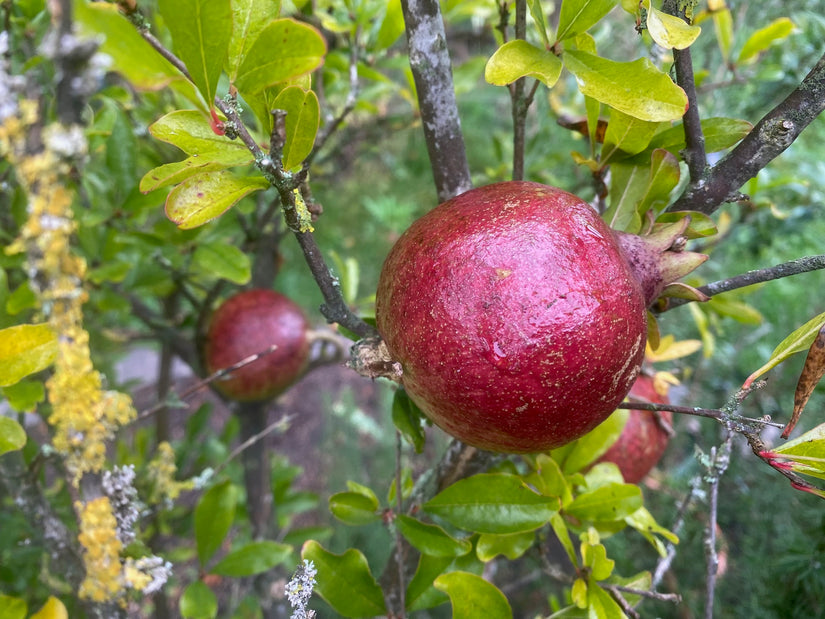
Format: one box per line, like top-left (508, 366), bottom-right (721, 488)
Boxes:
top-left (375, 181), bottom-right (704, 453)
top-left (596, 374), bottom-right (673, 483)
top-left (204, 289), bottom-right (310, 402)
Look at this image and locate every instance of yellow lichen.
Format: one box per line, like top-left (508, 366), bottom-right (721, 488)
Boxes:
top-left (146, 441), bottom-right (194, 504)
top-left (76, 498), bottom-right (123, 603)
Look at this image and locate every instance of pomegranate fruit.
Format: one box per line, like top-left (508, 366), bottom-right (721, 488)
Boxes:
top-left (375, 181), bottom-right (704, 453)
top-left (204, 289), bottom-right (310, 402)
top-left (596, 374), bottom-right (673, 483)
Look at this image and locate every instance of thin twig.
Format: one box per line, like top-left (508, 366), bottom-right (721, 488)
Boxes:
top-left (662, 254), bottom-right (825, 311)
top-left (704, 429), bottom-right (734, 619)
top-left (212, 413), bottom-right (293, 478)
top-left (616, 401), bottom-right (785, 429)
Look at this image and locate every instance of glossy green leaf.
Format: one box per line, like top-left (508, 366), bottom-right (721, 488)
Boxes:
top-left (484, 40), bottom-right (563, 88)
top-left (148, 110), bottom-right (253, 159)
top-left (583, 462), bottom-right (625, 489)
top-left (656, 210), bottom-right (718, 238)
top-left (329, 491), bottom-right (380, 525)
top-left (549, 513), bottom-right (578, 566)
top-left (435, 571), bottom-right (512, 619)
top-left (646, 6), bottom-right (701, 50)
top-left (406, 554), bottom-right (453, 612)
top-left (476, 530), bottom-right (535, 562)
top-left (0, 324), bottom-right (58, 387)
top-left (210, 540), bottom-right (292, 577)
top-left (192, 243), bottom-right (252, 285)
top-left (587, 576), bottom-right (625, 618)
top-left (553, 409), bottom-right (629, 475)
top-left (602, 108), bottom-right (662, 159)
top-left (565, 482), bottom-right (642, 522)
top-left (648, 117), bottom-right (752, 154)
top-left (638, 148), bottom-right (681, 212)
top-left (194, 480), bottom-right (237, 566)
top-left (0, 594), bottom-right (26, 619)
top-left (581, 540), bottom-right (614, 580)
top-left (234, 19), bottom-right (326, 95)
top-left (563, 50), bottom-right (687, 121)
top-left (179, 580), bottom-right (218, 619)
top-left (301, 541), bottom-right (386, 618)
top-left (165, 171), bottom-right (269, 229)
top-left (527, 0), bottom-right (551, 46)
top-left (376, 0), bottom-right (405, 50)
top-left (771, 423), bottom-right (825, 480)
top-left (424, 473), bottom-right (557, 534)
top-left (392, 388), bottom-right (426, 453)
top-left (738, 18), bottom-right (795, 65)
top-left (158, 0), bottom-right (231, 104)
top-left (397, 514), bottom-right (472, 557)
top-left (0, 417), bottom-right (26, 455)
top-left (2, 379), bottom-right (45, 412)
top-left (531, 453), bottom-right (572, 505)
top-left (744, 312), bottom-right (825, 388)
top-left (272, 86), bottom-right (320, 170)
top-left (226, 0), bottom-right (282, 81)
top-left (556, 0), bottom-right (617, 42)
top-left (73, 0), bottom-right (206, 111)
top-left (140, 158), bottom-right (241, 193)
top-left (606, 162), bottom-right (647, 233)
top-left (626, 506), bottom-right (679, 556)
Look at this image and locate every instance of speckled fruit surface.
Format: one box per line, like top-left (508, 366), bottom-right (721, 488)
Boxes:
top-left (597, 374), bottom-right (673, 483)
top-left (376, 181), bottom-right (648, 453)
top-left (204, 289), bottom-right (310, 402)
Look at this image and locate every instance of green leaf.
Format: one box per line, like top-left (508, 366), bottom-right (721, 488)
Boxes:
top-left (106, 105), bottom-right (138, 199)
top-left (192, 242), bottom-right (252, 285)
top-left (226, 0), bottom-right (282, 81)
top-left (637, 148), bottom-right (681, 213)
top-left (234, 19), bottom-right (326, 96)
top-left (423, 473), bottom-right (558, 534)
top-left (656, 211), bottom-right (718, 237)
top-left (179, 580), bottom-right (218, 619)
top-left (271, 86), bottom-right (320, 170)
top-left (0, 594), bottom-right (26, 619)
top-left (392, 388), bottom-right (426, 453)
top-left (556, 0), bottom-right (617, 42)
top-left (476, 530), bottom-right (535, 562)
top-left (194, 480), bottom-right (237, 566)
top-left (527, 0), bottom-right (551, 46)
top-left (148, 110), bottom-right (253, 160)
top-left (625, 506), bottom-right (679, 556)
top-left (648, 117), bottom-right (752, 154)
top-left (606, 162), bottom-right (647, 233)
top-left (0, 417), bottom-right (26, 455)
top-left (771, 423), bottom-right (825, 481)
top-left (531, 453), bottom-right (572, 505)
top-left (706, 296), bottom-right (763, 325)
top-left (158, 0), bottom-right (232, 104)
top-left (397, 514), bottom-right (472, 557)
top-left (738, 18), bottom-right (795, 65)
top-left (87, 260), bottom-right (132, 285)
top-left (141, 159), bottom-right (232, 193)
top-left (581, 540), bottom-right (614, 580)
top-left (210, 540), bottom-right (292, 577)
top-left (2, 379), bottom-right (45, 412)
top-left (552, 409), bottom-right (629, 475)
top-left (0, 324), bottom-right (58, 387)
top-left (73, 0), bottom-right (206, 112)
top-left (484, 40), bottom-right (563, 88)
top-left (565, 482), bottom-right (642, 522)
top-left (601, 108), bottom-right (663, 159)
top-left (328, 491), bottom-right (380, 525)
top-left (165, 171), bottom-right (270, 229)
top-left (6, 283), bottom-right (36, 316)
top-left (646, 6), bottom-right (701, 50)
top-left (587, 576), bottom-right (626, 618)
top-left (550, 513), bottom-right (578, 566)
top-left (301, 541), bottom-right (386, 618)
top-left (563, 50), bottom-right (687, 122)
top-left (376, 0), bottom-right (405, 51)
top-left (406, 554), bottom-right (454, 612)
top-left (434, 571), bottom-right (512, 619)
top-left (712, 7), bottom-right (734, 61)
top-left (744, 312), bottom-right (825, 387)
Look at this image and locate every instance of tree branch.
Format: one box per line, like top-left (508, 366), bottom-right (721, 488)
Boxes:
top-left (401, 0), bottom-right (472, 202)
top-left (669, 51), bottom-right (825, 214)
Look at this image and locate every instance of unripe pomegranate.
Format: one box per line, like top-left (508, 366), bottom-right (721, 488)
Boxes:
top-left (375, 181), bottom-right (704, 453)
top-left (204, 289), bottom-right (310, 402)
top-left (596, 374), bottom-right (673, 483)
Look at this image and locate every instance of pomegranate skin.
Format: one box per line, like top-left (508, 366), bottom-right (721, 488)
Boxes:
top-left (376, 181), bottom-right (647, 453)
top-left (204, 289), bottom-right (310, 402)
top-left (597, 374), bottom-right (672, 483)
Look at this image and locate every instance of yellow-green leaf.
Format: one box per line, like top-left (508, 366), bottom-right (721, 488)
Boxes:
top-left (0, 417), bottom-right (26, 455)
top-left (738, 18), bottom-right (795, 65)
top-left (646, 6), bottom-right (701, 50)
top-left (226, 0), bottom-right (282, 81)
top-left (0, 324), bottom-right (58, 387)
top-left (148, 110), bottom-right (253, 158)
top-left (272, 86), bottom-right (320, 170)
top-left (30, 596), bottom-right (68, 619)
top-left (165, 170), bottom-right (269, 229)
top-left (712, 7), bottom-right (734, 61)
top-left (563, 50), bottom-right (688, 122)
top-left (434, 571), bottom-right (512, 619)
top-left (484, 40), bottom-right (563, 88)
top-left (556, 0), bottom-right (618, 42)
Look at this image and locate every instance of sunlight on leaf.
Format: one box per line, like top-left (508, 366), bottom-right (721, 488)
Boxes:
top-left (0, 324), bottom-right (57, 387)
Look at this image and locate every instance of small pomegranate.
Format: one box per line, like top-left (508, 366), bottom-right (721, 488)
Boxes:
top-left (596, 374), bottom-right (673, 483)
top-left (204, 289), bottom-right (310, 401)
top-left (375, 181), bottom-right (704, 453)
